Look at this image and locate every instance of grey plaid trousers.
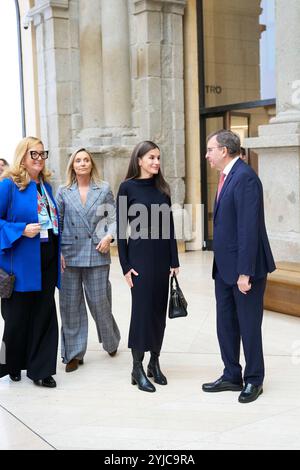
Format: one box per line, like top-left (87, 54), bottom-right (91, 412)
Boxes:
top-left (59, 265), bottom-right (120, 363)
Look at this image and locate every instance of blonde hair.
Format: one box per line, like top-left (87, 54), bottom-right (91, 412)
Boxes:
top-left (65, 148), bottom-right (101, 187)
top-left (1, 136), bottom-right (52, 190)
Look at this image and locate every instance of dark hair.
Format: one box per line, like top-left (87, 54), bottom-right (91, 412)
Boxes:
top-left (125, 141), bottom-right (170, 197)
top-left (0, 158), bottom-right (9, 166)
top-left (207, 129), bottom-right (241, 157)
top-left (240, 146), bottom-right (246, 156)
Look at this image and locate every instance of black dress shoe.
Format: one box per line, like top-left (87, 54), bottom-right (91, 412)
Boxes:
top-left (34, 376), bottom-right (56, 388)
top-left (202, 377), bottom-right (243, 393)
top-left (9, 372), bottom-right (21, 382)
top-left (238, 383), bottom-right (263, 403)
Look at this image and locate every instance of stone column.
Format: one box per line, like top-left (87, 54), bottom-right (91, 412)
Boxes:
top-left (184, 0), bottom-right (203, 249)
top-left (271, 0), bottom-right (300, 123)
top-left (26, 0), bottom-right (80, 187)
top-left (133, 0), bottom-right (186, 207)
top-left (101, 0), bottom-right (131, 128)
top-left (79, 0), bottom-right (104, 131)
top-left (245, 0), bottom-right (300, 261)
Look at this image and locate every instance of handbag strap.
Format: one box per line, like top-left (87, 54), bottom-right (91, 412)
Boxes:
top-left (171, 273), bottom-right (180, 290)
top-left (8, 181), bottom-right (14, 275)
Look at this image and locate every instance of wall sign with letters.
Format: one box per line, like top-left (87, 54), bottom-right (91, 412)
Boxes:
top-left (205, 85), bottom-right (222, 94)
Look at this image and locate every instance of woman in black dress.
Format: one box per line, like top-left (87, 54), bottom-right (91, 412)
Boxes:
top-left (117, 141), bottom-right (179, 393)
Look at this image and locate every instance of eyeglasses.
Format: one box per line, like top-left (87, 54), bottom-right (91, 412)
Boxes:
top-left (206, 146), bottom-right (224, 153)
top-left (30, 150), bottom-right (48, 160)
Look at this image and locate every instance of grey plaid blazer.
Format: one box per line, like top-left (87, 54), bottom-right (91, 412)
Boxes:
top-left (56, 181), bottom-right (116, 267)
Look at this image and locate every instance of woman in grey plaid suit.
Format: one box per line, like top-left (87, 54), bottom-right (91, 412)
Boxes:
top-left (56, 148), bottom-right (120, 372)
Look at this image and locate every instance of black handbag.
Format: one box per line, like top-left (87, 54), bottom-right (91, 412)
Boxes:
top-left (168, 274), bottom-right (188, 319)
top-left (0, 182), bottom-right (15, 299)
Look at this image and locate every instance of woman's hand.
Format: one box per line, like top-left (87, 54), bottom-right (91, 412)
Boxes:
top-left (170, 267), bottom-right (179, 277)
top-left (96, 234), bottom-right (113, 254)
top-left (61, 254), bottom-right (66, 273)
top-left (125, 269), bottom-right (139, 288)
top-left (23, 223), bottom-right (41, 238)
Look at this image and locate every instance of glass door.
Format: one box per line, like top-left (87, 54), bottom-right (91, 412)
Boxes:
top-left (201, 111), bottom-right (250, 249)
top-left (200, 113), bottom-right (226, 249)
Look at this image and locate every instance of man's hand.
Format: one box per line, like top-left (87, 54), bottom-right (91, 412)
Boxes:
top-left (237, 274), bottom-right (251, 295)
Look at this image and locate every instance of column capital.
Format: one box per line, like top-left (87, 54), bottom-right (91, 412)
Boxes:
top-left (34, 0), bottom-right (69, 9)
top-left (134, 0), bottom-right (186, 15)
top-left (27, 0), bottom-right (69, 23)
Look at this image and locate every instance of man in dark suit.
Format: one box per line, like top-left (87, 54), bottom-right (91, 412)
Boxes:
top-left (202, 130), bottom-right (276, 403)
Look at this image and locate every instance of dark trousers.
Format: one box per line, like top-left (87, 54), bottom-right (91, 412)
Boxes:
top-left (215, 271), bottom-right (266, 386)
top-left (0, 233), bottom-right (58, 381)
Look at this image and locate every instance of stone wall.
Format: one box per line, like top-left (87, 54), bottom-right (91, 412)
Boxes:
top-left (27, 0), bottom-right (187, 208)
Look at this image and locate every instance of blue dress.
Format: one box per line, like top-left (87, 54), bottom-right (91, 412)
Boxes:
top-left (117, 178), bottom-right (179, 352)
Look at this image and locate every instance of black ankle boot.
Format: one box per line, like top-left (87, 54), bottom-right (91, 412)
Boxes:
top-left (147, 351), bottom-right (167, 385)
top-left (131, 349), bottom-right (156, 393)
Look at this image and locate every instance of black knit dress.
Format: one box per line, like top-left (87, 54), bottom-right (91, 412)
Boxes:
top-left (116, 178), bottom-right (179, 352)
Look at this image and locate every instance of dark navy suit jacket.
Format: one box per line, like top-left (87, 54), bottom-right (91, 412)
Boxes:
top-left (213, 158), bottom-right (276, 285)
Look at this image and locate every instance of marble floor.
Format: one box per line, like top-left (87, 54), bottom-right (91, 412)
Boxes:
top-left (0, 251), bottom-right (300, 450)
